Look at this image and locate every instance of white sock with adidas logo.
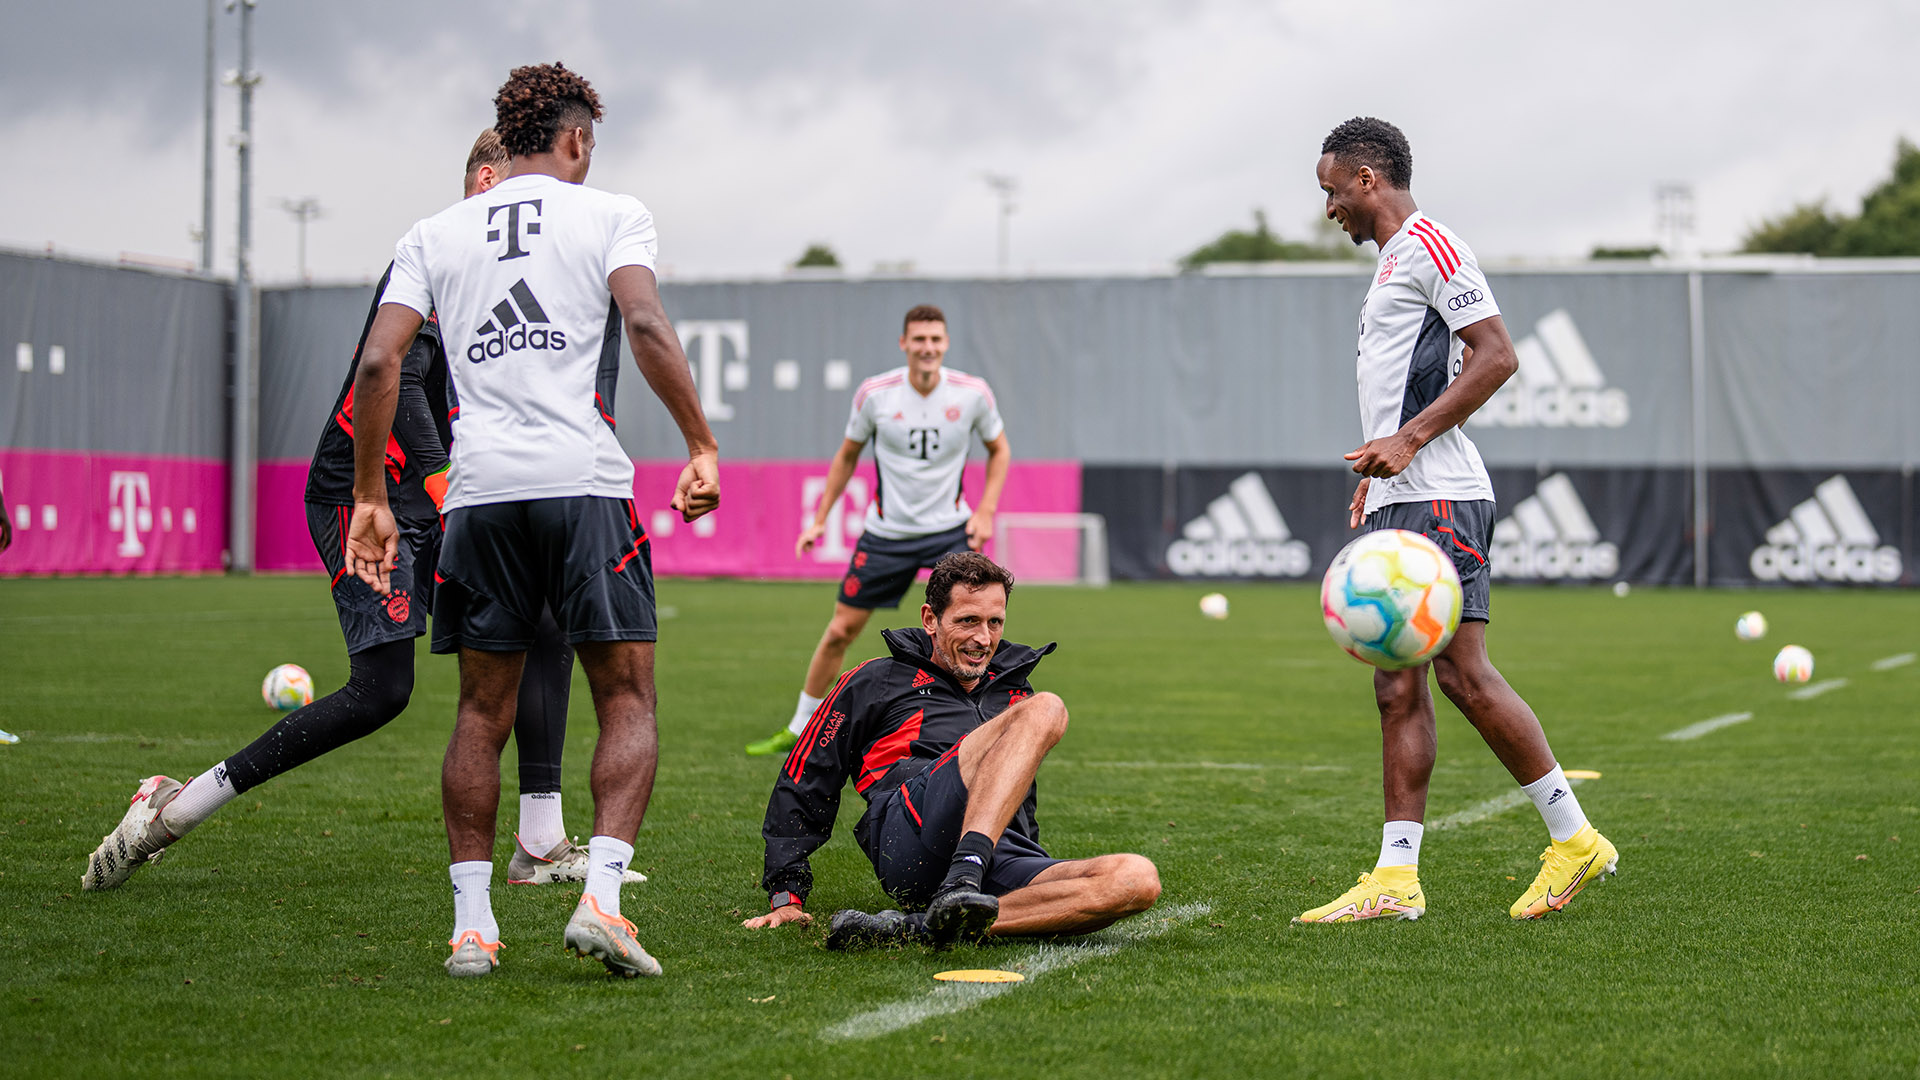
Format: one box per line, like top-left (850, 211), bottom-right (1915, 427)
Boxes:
top-left (1377, 820), bottom-right (1423, 869)
top-left (1522, 763), bottom-right (1587, 843)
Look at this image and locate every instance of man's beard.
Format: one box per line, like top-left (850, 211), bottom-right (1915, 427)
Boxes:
top-left (938, 635), bottom-right (989, 681)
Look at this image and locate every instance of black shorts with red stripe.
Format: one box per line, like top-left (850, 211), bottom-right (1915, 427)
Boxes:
top-left (307, 501), bottom-right (436, 655)
top-left (431, 495), bottom-right (656, 654)
top-left (863, 736), bottom-right (1062, 911)
top-left (837, 523), bottom-right (972, 610)
top-left (1365, 497), bottom-right (1493, 623)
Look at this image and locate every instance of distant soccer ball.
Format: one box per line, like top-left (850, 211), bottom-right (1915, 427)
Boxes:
top-left (1199, 592), bottom-right (1230, 620)
top-left (1321, 530), bottom-right (1463, 671)
top-left (1773, 645), bottom-right (1814, 684)
top-left (262, 664), bottom-right (315, 711)
top-left (1735, 611), bottom-right (1768, 641)
top-left (1612, 581), bottom-right (1631, 598)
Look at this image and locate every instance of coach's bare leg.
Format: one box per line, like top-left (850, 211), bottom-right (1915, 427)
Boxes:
top-left (575, 640), bottom-right (659, 841)
top-left (802, 603), bottom-right (874, 699)
top-left (444, 649), bottom-right (526, 863)
top-left (1430, 622), bottom-right (1555, 785)
top-left (952, 691), bottom-right (1069, 841)
top-left (989, 855), bottom-right (1161, 936)
top-left (1375, 665), bottom-right (1437, 824)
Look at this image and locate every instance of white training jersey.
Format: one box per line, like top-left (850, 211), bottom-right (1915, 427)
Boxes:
top-left (384, 173), bottom-right (656, 511)
top-left (1356, 211), bottom-right (1500, 515)
top-left (844, 367), bottom-right (1005, 540)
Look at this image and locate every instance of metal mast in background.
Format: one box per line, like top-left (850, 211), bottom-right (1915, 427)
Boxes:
top-left (199, 0), bottom-right (215, 272)
top-left (226, 0), bottom-right (260, 572)
top-left (982, 173), bottom-right (1018, 273)
top-left (281, 197), bottom-right (322, 283)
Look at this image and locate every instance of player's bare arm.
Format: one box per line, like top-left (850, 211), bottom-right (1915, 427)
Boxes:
top-left (796, 437), bottom-right (866, 556)
top-left (965, 431), bottom-right (1011, 550)
top-left (741, 902), bottom-right (812, 929)
top-left (1344, 315), bottom-right (1517, 480)
top-left (346, 302), bottom-right (425, 594)
top-left (610, 264), bottom-right (719, 522)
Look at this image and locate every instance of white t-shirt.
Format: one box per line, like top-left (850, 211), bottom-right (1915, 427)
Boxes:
top-left (844, 367), bottom-right (1005, 540)
top-left (1355, 211), bottom-right (1500, 515)
top-left (384, 173), bottom-right (656, 511)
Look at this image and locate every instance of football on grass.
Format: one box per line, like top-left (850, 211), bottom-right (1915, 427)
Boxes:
top-left (1321, 530), bottom-right (1463, 671)
top-left (262, 663), bottom-right (315, 711)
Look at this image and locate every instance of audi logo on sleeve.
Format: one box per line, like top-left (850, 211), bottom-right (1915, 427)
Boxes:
top-left (1446, 289), bottom-right (1485, 311)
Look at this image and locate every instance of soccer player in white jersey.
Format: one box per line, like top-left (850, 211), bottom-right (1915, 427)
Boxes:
top-left (744, 304), bottom-right (1011, 757)
top-left (1295, 117), bottom-right (1617, 924)
top-left (346, 63), bottom-right (719, 978)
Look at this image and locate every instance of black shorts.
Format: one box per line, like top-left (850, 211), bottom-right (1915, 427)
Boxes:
top-left (432, 496), bottom-right (655, 654)
top-left (838, 524), bottom-right (972, 610)
top-left (1365, 498), bottom-right (1493, 622)
top-left (864, 738), bottom-right (1061, 910)
top-left (308, 502), bottom-right (435, 654)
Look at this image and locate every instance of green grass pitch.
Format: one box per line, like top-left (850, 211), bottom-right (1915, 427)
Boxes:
top-left (2, 576), bottom-right (1916, 1078)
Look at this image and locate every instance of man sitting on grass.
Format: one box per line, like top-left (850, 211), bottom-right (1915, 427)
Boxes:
top-left (744, 552), bottom-right (1160, 948)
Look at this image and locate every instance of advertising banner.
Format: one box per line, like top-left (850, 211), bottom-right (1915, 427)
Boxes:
top-left (0, 450), bottom-right (227, 575)
top-left (1708, 469), bottom-right (1912, 587)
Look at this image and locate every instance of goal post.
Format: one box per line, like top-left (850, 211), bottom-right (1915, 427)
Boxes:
top-left (993, 512), bottom-right (1110, 587)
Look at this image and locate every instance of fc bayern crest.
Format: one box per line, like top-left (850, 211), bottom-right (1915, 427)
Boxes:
top-left (945, 405), bottom-right (962, 422)
top-left (1377, 254), bottom-right (1398, 284)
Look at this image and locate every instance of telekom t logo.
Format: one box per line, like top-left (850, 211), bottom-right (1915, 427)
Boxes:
top-left (675, 320), bottom-right (747, 421)
top-left (485, 199), bottom-right (543, 261)
top-left (108, 471), bottom-right (152, 557)
top-left (801, 475), bottom-right (870, 562)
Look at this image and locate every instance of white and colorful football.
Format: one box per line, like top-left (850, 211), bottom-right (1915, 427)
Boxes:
top-left (1199, 592), bottom-right (1230, 620)
top-left (262, 663), bottom-right (315, 711)
top-left (1773, 645), bottom-right (1813, 684)
top-left (1321, 530), bottom-right (1463, 671)
top-left (1736, 611), bottom-right (1768, 641)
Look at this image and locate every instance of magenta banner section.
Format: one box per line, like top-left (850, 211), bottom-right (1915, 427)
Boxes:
top-left (0, 450), bottom-right (227, 575)
top-left (251, 459), bottom-right (1082, 579)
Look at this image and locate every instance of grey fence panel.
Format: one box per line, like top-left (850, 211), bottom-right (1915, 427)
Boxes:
top-left (0, 253), bottom-right (228, 458)
top-left (1703, 271), bottom-right (1920, 468)
top-left (257, 284), bottom-right (373, 461)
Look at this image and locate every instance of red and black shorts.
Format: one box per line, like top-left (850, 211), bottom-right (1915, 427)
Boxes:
top-left (432, 496), bottom-right (655, 654)
top-left (836, 524), bottom-right (972, 611)
top-left (863, 736), bottom-right (1061, 910)
top-left (307, 502), bottom-right (436, 655)
top-left (1364, 498), bottom-right (1494, 622)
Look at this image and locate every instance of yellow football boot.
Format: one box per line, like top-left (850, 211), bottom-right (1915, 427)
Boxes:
top-left (1511, 824), bottom-right (1618, 919)
top-left (1292, 865), bottom-right (1425, 924)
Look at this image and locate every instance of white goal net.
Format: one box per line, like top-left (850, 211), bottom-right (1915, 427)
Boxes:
top-left (992, 513), bottom-right (1110, 586)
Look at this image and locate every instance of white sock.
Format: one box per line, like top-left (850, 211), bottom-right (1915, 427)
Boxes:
top-left (449, 861), bottom-right (498, 942)
top-left (583, 835), bottom-right (634, 917)
top-left (1522, 763), bottom-right (1588, 843)
top-left (786, 691), bottom-right (824, 736)
top-left (159, 762), bottom-right (239, 836)
top-left (518, 792), bottom-right (565, 854)
top-left (1377, 820), bottom-right (1424, 868)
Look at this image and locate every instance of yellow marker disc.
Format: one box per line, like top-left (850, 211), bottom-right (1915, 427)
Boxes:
top-left (933, 969), bottom-right (1025, 984)
top-left (1564, 769), bottom-right (1603, 780)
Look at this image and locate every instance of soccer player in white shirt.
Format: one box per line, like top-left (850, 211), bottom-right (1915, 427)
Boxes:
top-left (1295, 118), bottom-right (1616, 925)
top-left (744, 304), bottom-right (1011, 757)
top-left (346, 63), bottom-right (719, 978)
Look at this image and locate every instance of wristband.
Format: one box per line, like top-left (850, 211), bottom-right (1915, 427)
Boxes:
top-left (770, 891), bottom-right (802, 911)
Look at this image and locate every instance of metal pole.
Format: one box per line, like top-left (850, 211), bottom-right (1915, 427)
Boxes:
top-left (982, 173), bottom-right (1017, 273)
top-left (1688, 268), bottom-right (1708, 588)
top-left (199, 0), bottom-right (215, 272)
top-left (227, 0), bottom-right (260, 572)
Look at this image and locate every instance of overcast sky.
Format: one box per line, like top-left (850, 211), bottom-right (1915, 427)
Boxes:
top-left (4, 1), bottom-right (1916, 283)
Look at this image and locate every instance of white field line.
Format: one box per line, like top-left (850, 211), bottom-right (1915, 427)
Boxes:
top-left (1053, 761), bottom-right (1347, 772)
top-left (818, 901), bottom-right (1211, 1042)
top-left (19, 731), bottom-right (228, 746)
top-left (1430, 777), bottom-right (1589, 831)
top-left (1788, 677), bottom-right (1849, 701)
top-left (1660, 712), bottom-right (1755, 742)
top-left (1871, 653), bottom-right (1916, 672)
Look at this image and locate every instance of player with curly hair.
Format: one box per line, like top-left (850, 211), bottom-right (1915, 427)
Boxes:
top-left (347, 62), bottom-right (720, 979)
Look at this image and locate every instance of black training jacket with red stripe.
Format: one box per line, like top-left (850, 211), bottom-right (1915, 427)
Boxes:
top-left (759, 626), bottom-right (1055, 907)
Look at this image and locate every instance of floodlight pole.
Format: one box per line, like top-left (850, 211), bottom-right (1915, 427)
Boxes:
top-left (199, 0), bottom-right (215, 272)
top-left (982, 173), bottom-right (1018, 273)
top-left (282, 197), bottom-right (322, 283)
top-left (226, 0), bottom-right (260, 573)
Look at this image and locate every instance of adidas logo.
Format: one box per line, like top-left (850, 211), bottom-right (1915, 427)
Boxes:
top-left (1166, 472), bottom-right (1311, 578)
top-left (1547, 788), bottom-right (1567, 805)
top-left (912, 669), bottom-right (936, 688)
top-left (1749, 475), bottom-right (1901, 583)
top-left (466, 279), bottom-right (568, 363)
top-left (1389, 837), bottom-right (1413, 849)
top-left (1490, 472), bottom-right (1619, 580)
top-left (962, 854), bottom-right (984, 866)
top-left (1470, 310), bottom-right (1628, 429)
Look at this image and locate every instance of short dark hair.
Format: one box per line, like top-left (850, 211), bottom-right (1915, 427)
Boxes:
top-left (464, 128), bottom-right (507, 185)
top-left (1321, 117), bottom-right (1413, 190)
top-left (902, 304), bottom-right (947, 335)
top-left (925, 552), bottom-right (1014, 617)
top-left (494, 62), bottom-right (605, 158)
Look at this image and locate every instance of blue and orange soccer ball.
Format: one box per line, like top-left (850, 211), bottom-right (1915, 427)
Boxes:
top-left (261, 663), bottom-right (315, 711)
top-left (1321, 530), bottom-right (1463, 670)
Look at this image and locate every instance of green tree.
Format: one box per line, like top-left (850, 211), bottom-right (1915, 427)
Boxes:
top-left (792, 243), bottom-right (841, 268)
top-left (1180, 210), bottom-right (1353, 268)
top-left (1742, 139), bottom-right (1920, 256)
